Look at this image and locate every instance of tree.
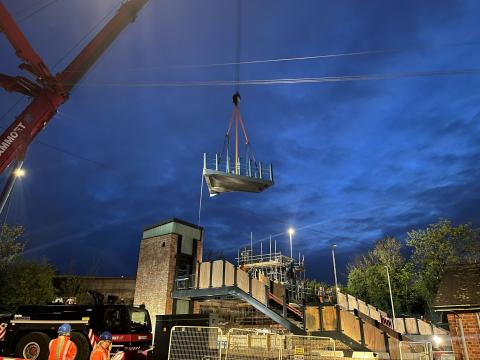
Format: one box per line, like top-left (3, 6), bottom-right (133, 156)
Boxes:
top-left (346, 219), bottom-right (480, 319)
top-left (406, 219), bottom-right (480, 316)
top-left (0, 224), bottom-right (56, 310)
top-left (0, 224), bottom-right (25, 263)
top-left (56, 276), bottom-right (89, 303)
top-left (347, 237), bottom-right (415, 316)
top-left (0, 258), bottom-right (55, 310)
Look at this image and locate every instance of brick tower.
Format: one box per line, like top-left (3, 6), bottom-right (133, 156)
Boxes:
top-left (133, 218), bottom-right (203, 327)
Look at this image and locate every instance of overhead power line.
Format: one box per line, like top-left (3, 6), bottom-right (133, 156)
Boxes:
top-left (123, 40), bottom-right (480, 72)
top-left (33, 139), bottom-right (105, 167)
top-left (75, 67), bottom-right (480, 88)
top-left (12, 0), bottom-right (48, 17)
top-left (16, 0), bottom-right (61, 24)
top-left (0, 100), bottom-right (105, 167)
top-left (53, 0), bottom-right (122, 71)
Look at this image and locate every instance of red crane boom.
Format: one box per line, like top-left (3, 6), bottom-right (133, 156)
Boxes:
top-left (0, 0), bottom-right (148, 173)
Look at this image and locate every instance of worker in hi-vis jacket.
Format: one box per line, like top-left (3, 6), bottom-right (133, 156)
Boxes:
top-left (48, 324), bottom-right (77, 360)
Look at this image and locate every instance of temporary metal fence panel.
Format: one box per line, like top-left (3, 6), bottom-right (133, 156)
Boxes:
top-left (282, 334), bottom-right (336, 360)
top-left (168, 326), bottom-right (223, 360)
top-left (399, 341), bottom-right (432, 360)
top-left (226, 328), bottom-right (282, 360)
top-left (168, 327), bottom-right (337, 360)
top-left (432, 351), bottom-right (454, 360)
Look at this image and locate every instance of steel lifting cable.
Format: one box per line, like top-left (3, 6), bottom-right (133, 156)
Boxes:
top-left (219, 108), bottom-right (236, 164)
top-left (235, 0), bottom-right (242, 93)
top-left (233, 0), bottom-right (243, 174)
top-left (199, 0), bottom-right (243, 215)
top-left (232, 0), bottom-right (259, 174)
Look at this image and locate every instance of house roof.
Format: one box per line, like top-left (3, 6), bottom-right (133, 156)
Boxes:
top-left (434, 263), bottom-right (480, 311)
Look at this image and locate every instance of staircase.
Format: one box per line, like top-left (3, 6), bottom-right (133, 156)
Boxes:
top-left (172, 261), bottom-right (432, 359)
top-left (336, 291), bottom-right (449, 338)
top-left (172, 260), bottom-right (305, 335)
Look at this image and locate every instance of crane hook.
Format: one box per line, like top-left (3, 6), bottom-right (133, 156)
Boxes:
top-left (233, 91), bottom-right (241, 107)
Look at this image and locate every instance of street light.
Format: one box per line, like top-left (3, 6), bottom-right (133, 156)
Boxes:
top-left (385, 265), bottom-right (396, 330)
top-left (331, 244), bottom-right (339, 297)
top-left (14, 168), bottom-right (25, 177)
top-left (287, 228), bottom-right (295, 259)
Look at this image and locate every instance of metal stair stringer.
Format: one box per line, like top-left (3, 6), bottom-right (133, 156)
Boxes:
top-left (172, 286), bottom-right (306, 335)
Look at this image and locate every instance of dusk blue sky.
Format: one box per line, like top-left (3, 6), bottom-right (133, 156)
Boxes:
top-left (1, 0), bottom-right (480, 284)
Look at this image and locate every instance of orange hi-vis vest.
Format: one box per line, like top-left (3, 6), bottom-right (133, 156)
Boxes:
top-left (48, 335), bottom-right (77, 360)
top-left (90, 346), bottom-right (109, 360)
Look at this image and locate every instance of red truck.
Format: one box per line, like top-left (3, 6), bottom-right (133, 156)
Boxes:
top-left (0, 305), bottom-right (152, 360)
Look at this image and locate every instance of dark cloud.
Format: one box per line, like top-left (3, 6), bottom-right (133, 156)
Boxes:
top-left (1, 0), bottom-right (480, 284)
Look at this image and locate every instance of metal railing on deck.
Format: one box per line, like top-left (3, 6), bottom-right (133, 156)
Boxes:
top-left (203, 153), bottom-right (274, 182)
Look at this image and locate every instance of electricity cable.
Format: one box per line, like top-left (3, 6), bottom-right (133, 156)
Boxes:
top-left (1, 1), bottom-right (118, 169)
top-left (16, 0), bottom-right (61, 24)
top-left (0, 97), bottom-right (26, 126)
top-left (0, 117), bottom-right (105, 167)
top-left (33, 139), bottom-right (106, 167)
top-left (120, 40), bottom-right (480, 72)
top-left (0, 98), bottom-right (104, 169)
top-left (52, 0), bottom-right (122, 71)
top-left (74, 67), bottom-right (480, 88)
top-left (12, 0), bottom-right (49, 18)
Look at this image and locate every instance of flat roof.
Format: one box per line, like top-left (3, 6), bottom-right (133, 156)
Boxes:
top-left (144, 217), bottom-right (203, 232)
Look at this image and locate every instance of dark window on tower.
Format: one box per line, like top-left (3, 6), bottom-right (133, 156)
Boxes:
top-left (162, 242), bottom-right (165, 247)
top-left (177, 235), bottom-right (183, 254)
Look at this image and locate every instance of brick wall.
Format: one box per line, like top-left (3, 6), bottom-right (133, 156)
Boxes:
top-left (133, 233), bottom-right (178, 328)
top-left (447, 311), bottom-right (480, 359)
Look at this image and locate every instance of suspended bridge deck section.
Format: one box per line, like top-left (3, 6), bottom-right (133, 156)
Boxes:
top-left (203, 153), bottom-right (274, 195)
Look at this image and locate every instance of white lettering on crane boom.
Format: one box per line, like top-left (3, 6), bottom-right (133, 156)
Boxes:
top-left (0, 123), bottom-right (27, 156)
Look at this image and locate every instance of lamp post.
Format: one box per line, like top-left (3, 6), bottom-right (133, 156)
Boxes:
top-left (331, 244), bottom-right (339, 297)
top-left (288, 228), bottom-right (295, 259)
top-left (385, 265), bottom-right (396, 330)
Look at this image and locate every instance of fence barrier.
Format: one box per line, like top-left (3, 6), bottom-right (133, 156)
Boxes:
top-left (282, 334), bottom-right (337, 360)
top-left (167, 326), bottom-right (435, 360)
top-left (226, 328), bottom-right (282, 360)
top-left (399, 341), bottom-right (432, 360)
top-left (168, 326), bottom-right (223, 360)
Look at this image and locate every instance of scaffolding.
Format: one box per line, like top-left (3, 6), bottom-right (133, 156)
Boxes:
top-left (236, 245), bottom-right (305, 304)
